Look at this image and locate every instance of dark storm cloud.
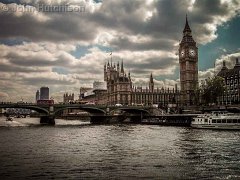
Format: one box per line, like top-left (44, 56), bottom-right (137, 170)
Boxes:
top-left (145, 0), bottom-right (188, 38)
top-left (0, 0), bottom-right (238, 47)
top-left (6, 51), bottom-right (70, 67)
top-left (0, 0), bottom-right (186, 46)
top-left (110, 36), bottom-right (174, 51)
top-left (0, 6), bottom-right (97, 42)
top-left (193, 0), bottom-right (230, 17)
top-left (0, 0), bottom-right (239, 102)
top-left (87, 1), bottom-right (145, 33)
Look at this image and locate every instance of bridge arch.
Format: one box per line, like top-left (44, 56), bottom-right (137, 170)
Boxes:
top-left (118, 108), bottom-right (151, 115)
top-left (0, 104), bottom-right (49, 115)
top-left (53, 106), bottom-right (106, 116)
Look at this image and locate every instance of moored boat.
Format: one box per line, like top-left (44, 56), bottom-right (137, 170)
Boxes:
top-left (191, 111), bottom-right (240, 130)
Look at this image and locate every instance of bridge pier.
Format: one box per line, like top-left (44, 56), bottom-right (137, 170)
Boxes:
top-left (40, 116), bottom-right (55, 125)
top-left (129, 115), bottom-right (143, 123)
top-left (90, 115), bottom-right (109, 124)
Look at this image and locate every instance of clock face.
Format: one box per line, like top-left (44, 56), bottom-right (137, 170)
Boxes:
top-left (180, 50), bottom-right (185, 57)
top-left (189, 49), bottom-right (196, 57)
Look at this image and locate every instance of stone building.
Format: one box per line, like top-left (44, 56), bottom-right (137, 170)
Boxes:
top-left (217, 58), bottom-right (240, 104)
top-left (104, 61), bottom-right (132, 105)
top-left (179, 16), bottom-right (198, 106)
top-left (79, 82), bottom-right (107, 104)
top-left (103, 61), bottom-right (180, 107)
top-left (79, 87), bottom-right (93, 100)
top-left (63, 93), bottom-right (74, 103)
top-left (40, 86), bottom-right (49, 100)
top-left (79, 17), bottom-right (198, 107)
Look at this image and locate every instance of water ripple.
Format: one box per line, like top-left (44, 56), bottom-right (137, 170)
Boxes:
top-left (0, 117), bottom-right (239, 179)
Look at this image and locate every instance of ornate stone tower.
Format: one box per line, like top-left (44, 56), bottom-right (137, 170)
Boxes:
top-left (104, 60), bottom-right (132, 105)
top-left (179, 16), bottom-right (198, 106)
top-left (149, 73), bottom-right (154, 92)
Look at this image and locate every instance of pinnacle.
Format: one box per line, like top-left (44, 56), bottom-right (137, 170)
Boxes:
top-left (183, 14), bottom-right (191, 33)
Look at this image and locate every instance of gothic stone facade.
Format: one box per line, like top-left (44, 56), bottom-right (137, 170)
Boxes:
top-left (84, 17), bottom-right (198, 107)
top-left (63, 93), bottom-right (74, 103)
top-left (104, 61), bottom-right (180, 107)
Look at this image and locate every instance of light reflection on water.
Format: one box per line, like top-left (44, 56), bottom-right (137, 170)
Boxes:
top-left (0, 117), bottom-right (239, 179)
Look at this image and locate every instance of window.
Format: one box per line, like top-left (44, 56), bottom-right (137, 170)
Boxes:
top-left (233, 119), bottom-right (237, 123)
top-left (205, 119), bottom-right (208, 123)
top-left (222, 119), bottom-right (226, 123)
top-left (217, 120), bottom-right (221, 123)
top-left (227, 119), bottom-right (232, 123)
top-left (212, 120), bottom-right (216, 123)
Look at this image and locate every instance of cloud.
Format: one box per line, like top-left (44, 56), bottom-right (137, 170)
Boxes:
top-left (198, 51), bottom-right (240, 83)
top-left (191, 0), bottom-right (240, 44)
top-left (215, 51), bottom-right (240, 71)
top-left (0, 0), bottom-right (239, 102)
top-left (0, 92), bottom-right (9, 101)
top-left (1, 0), bottom-right (239, 45)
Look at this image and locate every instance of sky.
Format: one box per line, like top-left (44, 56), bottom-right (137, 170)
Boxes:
top-left (0, 0), bottom-right (240, 102)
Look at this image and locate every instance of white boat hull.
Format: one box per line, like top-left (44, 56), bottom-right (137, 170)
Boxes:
top-left (191, 124), bottom-right (240, 130)
top-left (191, 111), bottom-right (240, 130)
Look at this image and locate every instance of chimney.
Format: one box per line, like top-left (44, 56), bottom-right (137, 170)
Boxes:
top-left (223, 60), bottom-right (226, 67)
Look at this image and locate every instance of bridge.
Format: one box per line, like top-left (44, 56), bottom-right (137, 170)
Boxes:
top-left (0, 103), bottom-right (157, 125)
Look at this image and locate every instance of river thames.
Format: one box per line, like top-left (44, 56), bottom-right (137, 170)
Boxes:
top-left (0, 117), bottom-right (239, 179)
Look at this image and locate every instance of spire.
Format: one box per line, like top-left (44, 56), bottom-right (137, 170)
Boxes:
top-left (223, 60), bottom-right (226, 67)
top-left (150, 73), bottom-right (154, 83)
top-left (234, 58), bottom-right (240, 68)
top-left (180, 15), bottom-right (195, 44)
top-left (236, 58), bottom-right (239, 65)
top-left (218, 60), bottom-right (228, 77)
top-left (121, 60), bottom-right (124, 73)
top-left (221, 60), bottom-right (228, 70)
top-left (183, 14), bottom-right (191, 33)
top-left (117, 61), bottom-right (119, 71)
top-left (149, 73), bottom-right (154, 92)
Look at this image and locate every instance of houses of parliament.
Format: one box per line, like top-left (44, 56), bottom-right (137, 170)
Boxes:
top-left (79, 17), bottom-right (198, 107)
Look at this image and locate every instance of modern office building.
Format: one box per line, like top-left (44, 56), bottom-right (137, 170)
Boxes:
top-left (40, 86), bottom-right (49, 100)
top-left (35, 90), bottom-right (40, 102)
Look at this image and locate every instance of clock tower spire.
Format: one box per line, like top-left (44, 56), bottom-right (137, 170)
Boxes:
top-left (179, 15), bottom-right (198, 106)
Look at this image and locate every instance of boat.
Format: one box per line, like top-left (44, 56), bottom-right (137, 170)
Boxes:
top-left (191, 111), bottom-right (240, 130)
top-left (6, 116), bottom-right (14, 121)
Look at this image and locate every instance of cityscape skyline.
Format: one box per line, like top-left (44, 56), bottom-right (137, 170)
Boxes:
top-left (0, 0), bottom-right (240, 102)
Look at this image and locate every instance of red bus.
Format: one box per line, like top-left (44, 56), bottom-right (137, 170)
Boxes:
top-left (37, 99), bottom-right (54, 105)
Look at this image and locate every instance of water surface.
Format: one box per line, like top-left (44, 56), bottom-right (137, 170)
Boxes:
top-left (0, 117), bottom-right (239, 179)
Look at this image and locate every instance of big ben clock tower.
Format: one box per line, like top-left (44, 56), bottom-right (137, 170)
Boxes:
top-left (179, 16), bottom-right (198, 106)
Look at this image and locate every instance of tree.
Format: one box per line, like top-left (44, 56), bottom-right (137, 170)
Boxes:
top-left (199, 76), bottom-right (226, 105)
